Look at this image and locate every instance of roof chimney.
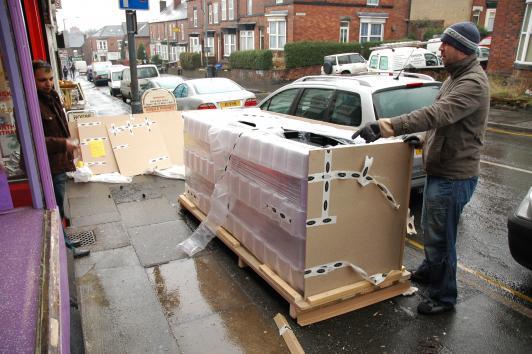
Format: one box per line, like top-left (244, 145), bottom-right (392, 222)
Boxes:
top-left (160, 1), bottom-right (166, 12)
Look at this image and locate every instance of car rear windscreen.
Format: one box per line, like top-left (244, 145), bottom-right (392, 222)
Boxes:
top-left (373, 85), bottom-right (440, 118)
top-left (193, 80), bottom-right (242, 94)
top-left (138, 67), bottom-right (159, 79)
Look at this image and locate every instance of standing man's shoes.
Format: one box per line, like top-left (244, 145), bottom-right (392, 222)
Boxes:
top-left (71, 239), bottom-right (82, 248)
top-left (417, 299), bottom-right (454, 315)
top-left (73, 248), bottom-right (90, 258)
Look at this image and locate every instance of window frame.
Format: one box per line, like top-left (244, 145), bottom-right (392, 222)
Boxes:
top-left (485, 9), bottom-right (496, 32)
top-left (193, 8), bottom-right (198, 27)
top-left (224, 33), bottom-right (237, 57)
top-left (240, 30), bottom-right (254, 51)
top-left (268, 19), bottom-right (286, 50)
top-left (221, 0), bottom-right (227, 21)
top-left (213, 2), bottom-right (219, 24)
top-left (206, 36), bottom-right (215, 57)
top-left (208, 4), bottom-right (213, 24)
top-left (367, 0), bottom-right (379, 6)
top-left (359, 20), bottom-right (384, 43)
top-left (339, 21), bottom-right (349, 43)
top-left (228, 0), bottom-right (234, 21)
top-left (516, 0), bottom-right (532, 65)
top-left (247, 0), bottom-right (253, 16)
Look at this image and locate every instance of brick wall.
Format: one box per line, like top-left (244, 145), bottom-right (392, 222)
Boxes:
top-left (488, 0), bottom-right (526, 75)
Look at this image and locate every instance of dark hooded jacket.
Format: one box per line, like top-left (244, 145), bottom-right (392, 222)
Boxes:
top-left (38, 89), bottom-right (75, 175)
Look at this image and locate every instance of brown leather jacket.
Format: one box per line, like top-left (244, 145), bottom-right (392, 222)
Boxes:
top-left (391, 55), bottom-right (490, 179)
top-left (38, 89), bottom-right (75, 175)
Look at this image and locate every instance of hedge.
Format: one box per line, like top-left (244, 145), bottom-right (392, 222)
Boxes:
top-left (229, 50), bottom-right (273, 70)
top-left (284, 41), bottom-right (386, 68)
top-left (179, 52), bottom-right (201, 70)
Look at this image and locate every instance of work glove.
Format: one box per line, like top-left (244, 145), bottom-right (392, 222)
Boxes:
top-left (352, 122), bottom-right (381, 143)
top-left (402, 134), bottom-right (423, 148)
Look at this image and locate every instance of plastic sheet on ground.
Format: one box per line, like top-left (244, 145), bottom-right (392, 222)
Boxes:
top-left (148, 165), bottom-right (185, 180)
top-left (67, 165), bottom-right (132, 184)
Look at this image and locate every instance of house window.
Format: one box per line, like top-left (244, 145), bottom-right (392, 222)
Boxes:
top-left (97, 40), bottom-right (108, 50)
top-left (472, 10), bottom-right (481, 25)
top-left (269, 20), bottom-right (286, 50)
top-left (516, 1), bottom-right (532, 64)
top-left (190, 37), bottom-right (201, 53)
top-left (224, 33), bottom-right (236, 56)
top-left (367, 0), bottom-right (378, 5)
top-left (214, 3), bottom-right (219, 24)
top-left (360, 21), bottom-right (383, 43)
top-left (221, 0), bottom-right (227, 20)
top-left (117, 40), bottom-right (122, 51)
top-left (228, 0), bottom-right (234, 20)
top-left (181, 24), bottom-right (184, 40)
top-left (259, 28), bottom-right (264, 49)
top-left (193, 8), bottom-right (198, 27)
top-left (485, 9), bottom-right (496, 32)
top-left (276, 0), bottom-right (283, 4)
top-left (208, 4), bottom-right (213, 24)
top-left (339, 21), bottom-right (349, 43)
top-left (240, 30), bottom-right (254, 50)
top-left (206, 36), bottom-right (215, 56)
top-left (247, 0), bottom-right (252, 16)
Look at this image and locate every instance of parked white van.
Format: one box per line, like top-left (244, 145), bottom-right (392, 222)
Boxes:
top-left (74, 60), bottom-right (87, 75)
top-left (367, 45), bottom-right (442, 73)
top-left (120, 64), bottom-right (160, 102)
top-left (108, 65), bottom-right (126, 96)
top-left (92, 61), bottom-right (113, 86)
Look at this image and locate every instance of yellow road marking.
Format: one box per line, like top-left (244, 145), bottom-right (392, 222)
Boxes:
top-left (487, 127), bottom-right (532, 137)
top-left (406, 238), bottom-right (532, 304)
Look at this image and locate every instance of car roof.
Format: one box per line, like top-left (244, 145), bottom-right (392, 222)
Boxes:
top-left (290, 73), bottom-right (439, 93)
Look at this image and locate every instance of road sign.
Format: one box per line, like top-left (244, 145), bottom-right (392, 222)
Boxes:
top-left (119, 0), bottom-right (149, 11)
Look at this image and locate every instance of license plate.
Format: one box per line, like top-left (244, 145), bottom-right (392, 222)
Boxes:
top-left (415, 148), bottom-right (423, 156)
top-left (219, 100), bottom-right (241, 109)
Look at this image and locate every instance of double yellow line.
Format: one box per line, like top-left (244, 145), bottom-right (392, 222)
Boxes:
top-left (406, 238), bottom-right (532, 305)
top-left (487, 127), bottom-right (532, 138)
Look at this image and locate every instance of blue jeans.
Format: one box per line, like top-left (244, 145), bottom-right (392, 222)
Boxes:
top-left (418, 175), bottom-right (478, 305)
top-left (52, 172), bottom-right (74, 249)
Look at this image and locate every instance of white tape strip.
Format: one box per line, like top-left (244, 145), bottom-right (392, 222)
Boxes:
top-left (264, 203), bottom-right (293, 225)
top-left (307, 155), bottom-right (400, 210)
top-left (304, 260), bottom-right (390, 285)
top-left (78, 121), bottom-right (101, 127)
top-left (112, 144), bottom-right (129, 150)
top-left (148, 156), bottom-right (170, 164)
top-left (306, 215), bottom-right (337, 227)
top-left (80, 137), bottom-right (107, 145)
top-left (86, 161), bottom-right (107, 166)
top-left (278, 324), bottom-right (291, 336)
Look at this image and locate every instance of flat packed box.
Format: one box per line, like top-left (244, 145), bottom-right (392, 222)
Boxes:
top-left (183, 109), bottom-right (412, 297)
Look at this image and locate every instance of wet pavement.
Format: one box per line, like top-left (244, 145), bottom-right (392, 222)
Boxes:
top-left (67, 76), bottom-right (532, 353)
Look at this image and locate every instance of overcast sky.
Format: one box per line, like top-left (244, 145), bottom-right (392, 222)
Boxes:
top-left (56, 0), bottom-right (164, 32)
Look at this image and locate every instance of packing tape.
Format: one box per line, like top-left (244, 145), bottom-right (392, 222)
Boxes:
top-left (80, 136), bottom-right (107, 145)
top-left (78, 121), bottom-right (101, 127)
top-left (86, 161), bottom-right (106, 166)
top-left (306, 149), bottom-right (338, 228)
top-left (149, 156), bottom-right (170, 164)
top-left (304, 260), bottom-right (390, 286)
top-left (112, 144), bottom-right (129, 150)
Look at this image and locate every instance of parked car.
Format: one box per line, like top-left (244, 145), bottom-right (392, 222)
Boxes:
top-left (321, 53), bottom-right (367, 75)
top-left (508, 187), bottom-right (532, 270)
top-left (172, 78), bottom-right (256, 110)
top-left (258, 73), bottom-right (442, 190)
top-left (87, 65), bottom-right (93, 82)
top-left (92, 61), bottom-right (112, 86)
top-left (120, 64), bottom-right (160, 102)
top-left (139, 75), bottom-right (185, 98)
top-left (108, 65), bottom-right (126, 96)
top-left (479, 36), bottom-right (492, 48)
top-left (367, 46), bottom-right (442, 72)
top-left (74, 60), bottom-right (87, 75)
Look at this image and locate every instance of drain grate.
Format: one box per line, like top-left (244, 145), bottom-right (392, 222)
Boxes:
top-left (66, 230), bottom-right (96, 247)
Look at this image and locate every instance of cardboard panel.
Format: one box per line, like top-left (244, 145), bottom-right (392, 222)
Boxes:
top-left (131, 111), bottom-right (183, 166)
top-left (77, 115), bottom-right (124, 174)
top-left (304, 141), bottom-right (412, 296)
top-left (106, 117), bottom-right (172, 176)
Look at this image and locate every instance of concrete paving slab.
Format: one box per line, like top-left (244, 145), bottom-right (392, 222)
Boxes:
top-left (170, 305), bottom-right (286, 354)
top-left (75, 246), bottom-right (140, 279)
top-left (128, 221), bottom-right (191, 267)
top-left (117, 197), bottom-right (178, 227)
top-left (67, 222), bottom-right (130, 252)
top-left (66, 180), bottom-right (111, 199)
top-left (146, 255), bottom-right (253, 325)
top-left (160, 184), bottom-right (185, 205)
top-left (68, 194), bottom-right (118, 218)
top-left (69, 211), bottom-right (122, 228)
top-left (110, 183), bottom-right (162, 204)
top-left (77, 265), bottom-right (180, 354)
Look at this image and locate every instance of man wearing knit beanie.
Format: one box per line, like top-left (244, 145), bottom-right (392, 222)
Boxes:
top-left (354, 22), bottom-right (489, 315)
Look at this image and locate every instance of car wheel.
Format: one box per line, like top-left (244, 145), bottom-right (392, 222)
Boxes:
top-left (341, 71), bottom-right (351, 75)
top-left (323, 62), bottom-right (333, 75)
top-left (122, 95), bottom-right (127, 102)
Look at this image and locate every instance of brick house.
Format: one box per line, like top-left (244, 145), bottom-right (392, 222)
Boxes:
top-left (174, 0), bottom-right (410, 62)
top-left (488, 0), bottom-right (532, 79)
top-left (149, 1), bottom-right (188, 68)
top-left (83, 23), bottom-right (150, 65)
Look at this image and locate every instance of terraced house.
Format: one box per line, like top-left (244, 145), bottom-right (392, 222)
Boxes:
top-left (150, 0), bottom-right (410, 64)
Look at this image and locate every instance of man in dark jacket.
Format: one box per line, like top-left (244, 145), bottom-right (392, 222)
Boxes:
top-left (354, 22), bottom-right (489, 314)
top-left (33, 60), bottom-right (89, 258)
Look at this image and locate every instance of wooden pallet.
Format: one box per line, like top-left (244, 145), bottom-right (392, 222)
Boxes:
top-left (178, 194), bottom-right (411, 326)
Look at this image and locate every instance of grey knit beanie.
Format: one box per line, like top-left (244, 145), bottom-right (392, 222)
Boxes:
top-left (440, 22), bottom-right (480, 55)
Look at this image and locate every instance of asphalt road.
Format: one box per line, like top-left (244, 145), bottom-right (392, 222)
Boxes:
top-left (75, 76), bottom-right (532, 352)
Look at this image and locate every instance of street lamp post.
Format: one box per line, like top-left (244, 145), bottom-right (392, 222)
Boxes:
top-left (125, 10), bottom-right (142, 114)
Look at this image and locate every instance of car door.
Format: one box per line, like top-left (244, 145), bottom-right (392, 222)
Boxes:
top-left (260, 88), bottom-right (300, 115)
top-left (328, 90), bottom-right (362, 127)
top-left (293, 88), bottom-right (334, 122)
top-left (173, 83), bottom-right (189, 110)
